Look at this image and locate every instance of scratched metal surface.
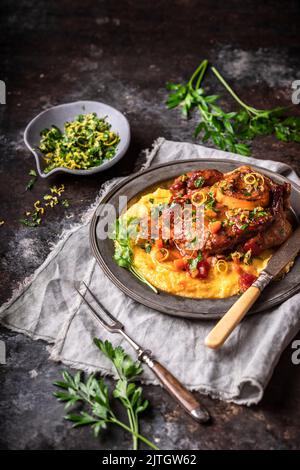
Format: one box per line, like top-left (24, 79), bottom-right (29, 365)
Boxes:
top-left (0, 0), bottom-right (300, 450)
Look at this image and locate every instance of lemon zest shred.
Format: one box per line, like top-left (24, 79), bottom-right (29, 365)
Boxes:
top-left (191, 190), bottom-right (207, 206)
top-left (215, 259), bottom-right (228, 273)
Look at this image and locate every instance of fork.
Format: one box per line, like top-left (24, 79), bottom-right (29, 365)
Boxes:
top-left (75, 282), bottom-right (210, 424)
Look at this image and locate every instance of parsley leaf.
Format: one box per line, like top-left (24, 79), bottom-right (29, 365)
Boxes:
top-left (188, 252), bottom-right (203, 270)
top-left (194, 177), bottom-right (205, 188)
top-left (204, 192), bottom-right (216, 210)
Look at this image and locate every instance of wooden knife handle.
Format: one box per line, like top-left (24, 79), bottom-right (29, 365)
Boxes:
top-left (144, 356), bottom-right (210, 423)
top-left (205, 285), bottom-right (261, 350)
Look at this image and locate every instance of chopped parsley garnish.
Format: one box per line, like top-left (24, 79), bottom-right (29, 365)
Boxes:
top-left (62, 199), bottom-right (70, 208)
top-left (186, 236), bottom-right (199, 249)
top-left (204, 192), bottom-right (216, 210)
top-left (20, 211), bottom-right (42, 227)
top-left (145, 243), bottom-right (152, 253)
top-left (188, 252), bottom-right (203, 270)
top-left (250, 207), bottom-right (267, 218)
top-left (20, 185), bottom-right (65, 227)
top-left (152, 203), bottom-right (168, 217)
top-left (194, 177), bottom-right (205, 188)
top-left (39, 113), bottom-right (120, 173)
top-left (26, 169), bottom-right (37, 191)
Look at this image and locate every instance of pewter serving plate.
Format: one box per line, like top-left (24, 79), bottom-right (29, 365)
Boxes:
top-left (90, 159), bottom-right (300, 320)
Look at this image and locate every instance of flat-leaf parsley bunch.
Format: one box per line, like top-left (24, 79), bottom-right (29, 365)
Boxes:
top-left (54, 338), bottom-right (158, 450)
top-left (166, 60), bottom-right (300, 156)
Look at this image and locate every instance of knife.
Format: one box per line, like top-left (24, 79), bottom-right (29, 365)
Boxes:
top-left (205, 225), bottom-right (300, 349)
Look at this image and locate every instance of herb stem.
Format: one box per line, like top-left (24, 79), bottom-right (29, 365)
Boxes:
top-left (127, 408), bottom-right (138, 450)
top-left (194, 60), bottom-right (208, 90)
top-left (128, 400), bottom-right (139, 450)
top-left (74, 393), bottom-right (151, 450)
top-left (110, 418), bottom-right (159, 450)
top-left (130, 266), bottom-right (158, 293)
top-left (211, 66), bottom-right (260, 115)
top-left (188, 60), bottom-right (208, 90)
top-left (197, 104), bottom-right (210, 122)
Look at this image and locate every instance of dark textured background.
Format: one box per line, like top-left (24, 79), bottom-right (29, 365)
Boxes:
top-left (1, 0), bottom-right (300, 450)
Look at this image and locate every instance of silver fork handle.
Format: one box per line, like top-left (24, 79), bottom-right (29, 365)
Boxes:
top-left (139, 350), bottom-right (210, 424)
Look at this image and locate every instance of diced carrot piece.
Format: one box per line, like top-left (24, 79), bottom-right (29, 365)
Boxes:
top-left (205, 209), bottom-right (217, 218)
top-left (173, 259), bottom-right (186, 271)
top-left (155, 239), bottom-right (164, 249)
top-left (209, 220), bottom-right (222, 234)
top-left (189, 269), bottom-right (199, 278)
top-left (172, 250), bottom-right (182, 259)
top-left (232, 263), bottom-right (242, 274)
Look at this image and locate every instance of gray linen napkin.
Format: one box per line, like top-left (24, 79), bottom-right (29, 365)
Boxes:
top-left (1, 138), bottom-right (300, 405)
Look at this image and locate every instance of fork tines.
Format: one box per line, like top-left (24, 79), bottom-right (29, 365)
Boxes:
top-left (75, 282), bottom-right (123, 332)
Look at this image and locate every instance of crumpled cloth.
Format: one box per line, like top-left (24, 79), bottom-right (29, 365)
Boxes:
top-left (1, 138), bottom-right (300, 405)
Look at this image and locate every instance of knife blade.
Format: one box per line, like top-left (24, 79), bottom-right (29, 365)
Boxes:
top-left (205, 224), bottom-right (300, 349)
top-left (253, 224), bottom-right (300, 291)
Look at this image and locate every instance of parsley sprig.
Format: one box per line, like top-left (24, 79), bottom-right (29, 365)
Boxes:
top-left (110, 217), bottom-right (158, 293)
top-left (95, 339), bottom-right (150, 450)
top-left (166, 60), bottom-right (300, 156)
top-left (54, 339), bottom-right (158, 450)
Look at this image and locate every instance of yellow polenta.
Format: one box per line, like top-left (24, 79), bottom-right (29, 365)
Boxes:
top-left (124, 188), bottom-right (272, 299)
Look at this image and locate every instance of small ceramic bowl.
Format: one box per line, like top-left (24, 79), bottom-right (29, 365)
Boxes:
top-left (24, 100), bottom-right (130, 178)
